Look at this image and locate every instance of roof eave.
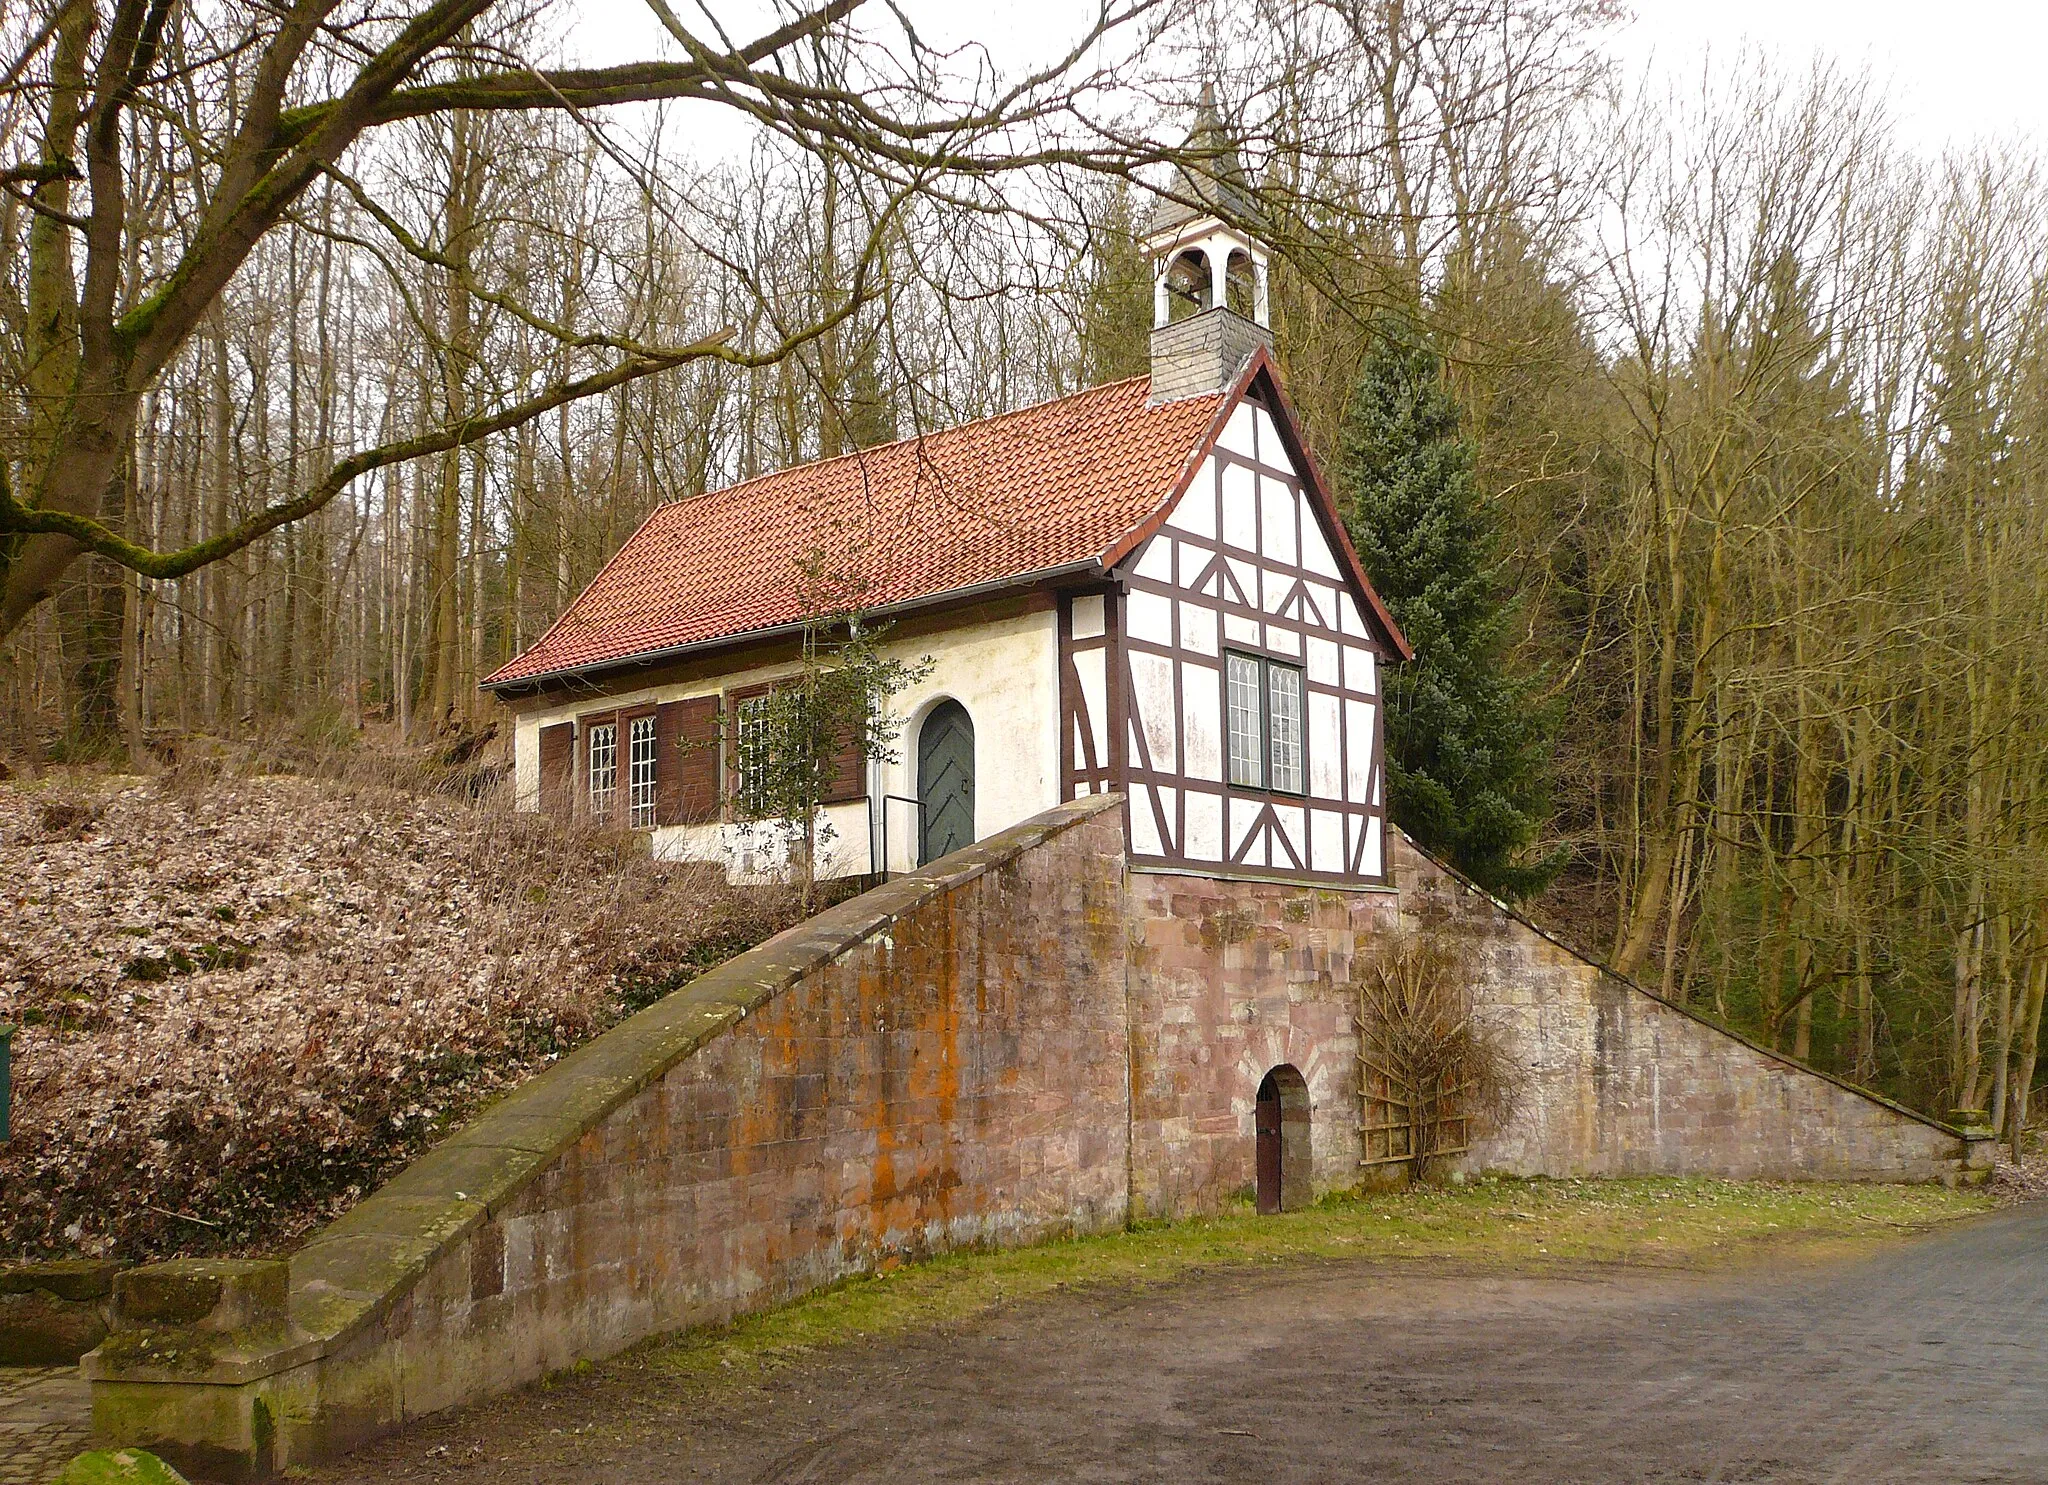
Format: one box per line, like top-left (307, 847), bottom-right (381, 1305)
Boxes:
top-left (481, 558), bottom-right (1109, 698)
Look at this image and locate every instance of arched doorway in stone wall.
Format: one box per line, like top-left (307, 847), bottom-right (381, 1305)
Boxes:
top-left (1255, 1064), bottom-right (1312, 1214)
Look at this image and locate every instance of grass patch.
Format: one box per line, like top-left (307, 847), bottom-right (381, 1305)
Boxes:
top-left (654, 1177), bottom-right (1989, 1384)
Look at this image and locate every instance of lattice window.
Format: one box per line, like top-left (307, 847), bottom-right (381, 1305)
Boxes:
top-left (587, 722), bottom-right (617, 819)
top-left (1226, 652), bottom-right (1264, 788)
top-left (1227, 650), bottom-right (1307, 795)
top-left (1266, 662), bottom-right (1304, 794)
top-left (734, 693), bottom-right (773, 815)
top-left (627, 714), bottom-right (658, 829)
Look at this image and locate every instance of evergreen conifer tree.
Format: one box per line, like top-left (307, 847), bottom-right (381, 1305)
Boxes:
top-left (1337, 318), bottom-right (1560, 899)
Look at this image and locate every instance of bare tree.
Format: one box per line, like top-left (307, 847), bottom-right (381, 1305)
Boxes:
top-left (0, 0), bottom-right (1194, 649)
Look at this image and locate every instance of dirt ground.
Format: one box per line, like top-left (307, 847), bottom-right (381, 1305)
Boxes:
top-left (309, 1200), bottom-right (2047, 1485)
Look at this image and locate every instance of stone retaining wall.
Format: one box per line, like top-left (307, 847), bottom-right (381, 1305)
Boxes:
top-left (84, 799), bottom-right (1971, 1478)
top-left (0, 1261), bottom-right (125, 1365)
top-left (1124, 871), bottom-right (1396, 1216)
top-left (1392, 838), bottom-right (1966, 1180)
top-left (88, 798), bottom-right (1130, 1479)
top-left (1121, 837), bottom-right (1966, 1210)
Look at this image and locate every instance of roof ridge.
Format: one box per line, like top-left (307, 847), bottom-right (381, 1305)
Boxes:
top-left (654, 374), bottom-right (1158, 511)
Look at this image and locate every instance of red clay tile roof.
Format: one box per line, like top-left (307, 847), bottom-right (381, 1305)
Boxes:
top-left (485, 375), bottom-right (1228, 688)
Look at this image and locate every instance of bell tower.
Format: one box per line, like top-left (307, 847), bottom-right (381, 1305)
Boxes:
top-left (1144, 87), bottom-right (1274, 404)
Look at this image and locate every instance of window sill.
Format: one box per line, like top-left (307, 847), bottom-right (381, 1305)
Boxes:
top-left (1224, 783), bottom-right (1309, 803)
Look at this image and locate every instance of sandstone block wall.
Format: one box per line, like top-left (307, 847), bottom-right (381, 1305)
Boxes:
top-left (89, 799), bottom-right (1133, 1478)
top-left (1123, 871), bottom-right (1395, 1217)
top-left (1120, 836), bottom-right (1961, 1210)
top-left (1388, 836), bottom-right (1962, 1181)
top-left (377, 804), bottom-right (1131, 1426)
top-left (89, 802), bottom-right (1967, 1478)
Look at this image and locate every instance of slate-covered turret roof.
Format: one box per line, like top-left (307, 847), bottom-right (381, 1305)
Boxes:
top-left (1145, 83), bottom-right (1258, 239)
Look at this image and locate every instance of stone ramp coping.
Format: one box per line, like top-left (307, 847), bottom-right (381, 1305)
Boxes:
top-left (89, 793), bottom-right (1125, 1390)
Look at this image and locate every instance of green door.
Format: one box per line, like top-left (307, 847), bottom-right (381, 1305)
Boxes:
top-left (917, 701), bottom-right (976, 865)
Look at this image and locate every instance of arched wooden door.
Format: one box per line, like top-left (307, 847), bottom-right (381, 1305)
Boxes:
top-left (1256, 1065), bottom-right (1310, 1214)
top-left (1255, 1074), bottom-right (1284, 1214)
top-left (917, 701), bottom-right (976, 865)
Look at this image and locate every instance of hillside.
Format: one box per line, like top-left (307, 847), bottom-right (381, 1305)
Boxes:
top-left (0, 768), bottom-right (810, 1262)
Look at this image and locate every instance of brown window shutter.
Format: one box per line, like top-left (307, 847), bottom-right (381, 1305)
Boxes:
top-left (657, 697), bottom-right (721, 826)
top-left (822, 716), bottom-right (866, 805)
top-left (538, 723), bottom-right (573, 819)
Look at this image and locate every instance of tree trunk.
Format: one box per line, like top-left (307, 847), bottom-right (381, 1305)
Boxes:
top-left (55, 555), bottom-right (124, 754)
top-left (2010, 949), bottom-right (2044, 1164)
top-left (416, 109), bottom-right (482, 735)
top-left (1990, 911), bottom-right (2015, 1135)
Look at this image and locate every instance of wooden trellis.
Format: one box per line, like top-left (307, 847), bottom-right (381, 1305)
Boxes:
top-left (1356, 993), bottom-right (1473, 1170)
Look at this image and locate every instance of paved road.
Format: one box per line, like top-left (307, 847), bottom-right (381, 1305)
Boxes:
top-left (322, 1202), bottom-right (2048, 1485)
top-left (11, 1207), bottom-right (2034, 1482)
top-left (0, 1366), bottom-right (90, 1485)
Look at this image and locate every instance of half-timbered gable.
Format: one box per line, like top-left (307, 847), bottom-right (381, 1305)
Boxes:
top-left (1058, 354), bottom-right (1404, 886)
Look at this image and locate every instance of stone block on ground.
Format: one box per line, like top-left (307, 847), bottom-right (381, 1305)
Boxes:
top-left (0, 1291), bottom-right (108, 1369)
top-left (111, 1260), bottom-right (288, 1335)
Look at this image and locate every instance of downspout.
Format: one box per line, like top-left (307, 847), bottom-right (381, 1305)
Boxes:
top-left (1124, 854), bottom-right (1138, 1230)
top-left (867, 750), bottom-right (883, 878)
top-left (1108, 568), bottom-right (1139, 1229)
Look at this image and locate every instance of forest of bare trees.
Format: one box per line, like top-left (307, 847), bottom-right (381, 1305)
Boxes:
top-left (4, 0), bottom-right (2043, 1132)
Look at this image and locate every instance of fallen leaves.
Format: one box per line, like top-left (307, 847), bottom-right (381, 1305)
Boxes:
top-left (1, 769), bottom-right (806, 1262)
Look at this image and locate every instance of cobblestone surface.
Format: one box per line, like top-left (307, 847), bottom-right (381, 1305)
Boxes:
top-left (312, 1203), bottom-right (2047, 1484)
top-left (0, 1365), bottom-right (89, 1484)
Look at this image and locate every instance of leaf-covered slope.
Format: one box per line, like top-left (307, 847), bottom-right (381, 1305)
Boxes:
top-left (1, 772), bottom-right (804, 1261)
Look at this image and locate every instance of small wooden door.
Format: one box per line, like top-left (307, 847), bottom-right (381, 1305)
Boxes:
top-left (1255, 1071), bottom-right (1283, 1215)
top-left (917, 701), bottom-right (976, 866)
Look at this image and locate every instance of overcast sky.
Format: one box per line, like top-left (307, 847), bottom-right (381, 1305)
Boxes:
top-left (1613, 0), bottom-right (2048, 152)
top-left (565, 0), bottom-right (2048, 158)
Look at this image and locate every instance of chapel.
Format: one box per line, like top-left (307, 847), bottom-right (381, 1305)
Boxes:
top-left (485, 108), bottom-right (1410, 891)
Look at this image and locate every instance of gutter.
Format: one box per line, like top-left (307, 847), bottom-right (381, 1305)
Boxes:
top-left (483, 558), bottom-right (1109, 698)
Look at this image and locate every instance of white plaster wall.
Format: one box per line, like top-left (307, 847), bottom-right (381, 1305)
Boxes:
top-left (873, 608), bottom-right (1062, 875)
top-left (512, 721), bottom-right (542, 813)
top-left (651, 802), bottom-right (875, 882)
top-left (1131, 399), bottom-right (1385, 880)
top-left (506, 607), bottom-right (1060, 881)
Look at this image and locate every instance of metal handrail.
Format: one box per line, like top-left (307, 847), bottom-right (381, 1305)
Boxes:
top-left (877, 793), bottom-right (924, 879)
